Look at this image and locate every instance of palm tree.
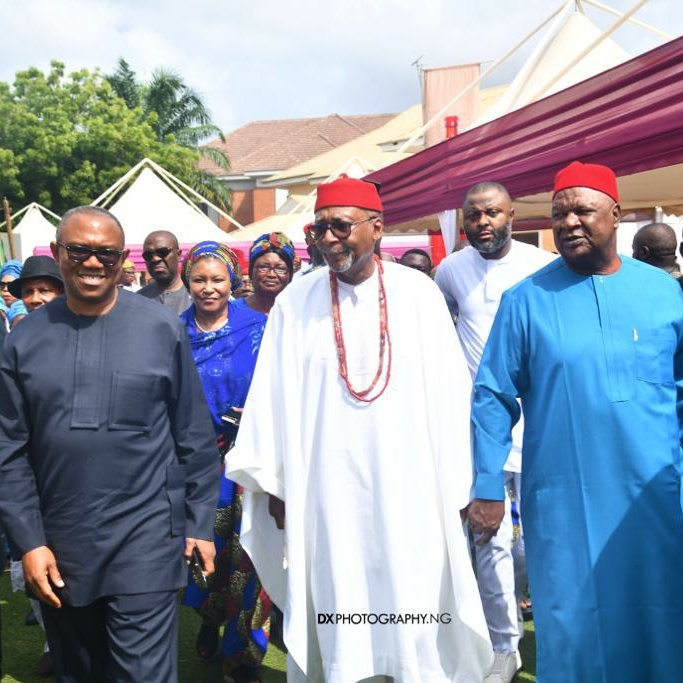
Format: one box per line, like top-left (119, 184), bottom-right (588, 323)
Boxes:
top-left (106, 59), bottom-right (231, 212)
top-left (143, 69), bottom-right (232, 212)
top-left (143, 69), bottom-right (218, 144)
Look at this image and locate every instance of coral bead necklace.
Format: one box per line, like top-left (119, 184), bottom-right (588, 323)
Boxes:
top-left (329, 255), bottom-right (392, 403)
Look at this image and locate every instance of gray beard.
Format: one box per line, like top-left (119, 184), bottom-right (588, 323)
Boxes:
top-left (324, 250), bottom-right (354, 273)
top-left (470, 222), bottom-right (512, 255)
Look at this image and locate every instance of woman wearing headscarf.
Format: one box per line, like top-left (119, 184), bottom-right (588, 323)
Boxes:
top-left (180, 237), bottom-right (293, 683)
top-left (0, 260), bottom-right (22, 333)
top-left (243, 231), bottom-right (295, 315)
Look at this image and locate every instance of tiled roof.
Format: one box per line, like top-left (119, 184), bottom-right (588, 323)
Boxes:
top-left (263, 105), bottom-right (423, 186)
top-left (199, 113), bottom-right (396, 176)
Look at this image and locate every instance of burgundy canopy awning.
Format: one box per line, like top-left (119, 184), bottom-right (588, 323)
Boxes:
top-left (366, 36), bottom-right (683, 225)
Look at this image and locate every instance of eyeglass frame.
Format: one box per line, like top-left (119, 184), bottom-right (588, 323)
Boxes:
top-left (253, 263), bottom-right (290, 276)
top-left (55, 242), bottom-right (125, 267)
top-left (309, 215), bottom-right (380, 242)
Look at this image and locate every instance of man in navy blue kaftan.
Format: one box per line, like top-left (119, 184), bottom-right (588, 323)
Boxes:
top-left (0, 207), bottom-right (218, 683)
top-left (468, 161), bottom-right (683, 682)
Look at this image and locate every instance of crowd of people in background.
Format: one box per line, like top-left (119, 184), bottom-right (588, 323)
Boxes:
top-left (0, 161), bottom-right (682, 683)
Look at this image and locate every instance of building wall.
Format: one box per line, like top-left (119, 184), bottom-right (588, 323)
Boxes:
top-left (230, 190), bottom-right (254, 227)
top-left (252, 188), bottom-right (276, 222)
top-left (219, 188), bottom-right (276, 231)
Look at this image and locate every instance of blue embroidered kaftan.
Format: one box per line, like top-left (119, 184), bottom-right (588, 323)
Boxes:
top-left (472, 256), bottom-right (683, 682)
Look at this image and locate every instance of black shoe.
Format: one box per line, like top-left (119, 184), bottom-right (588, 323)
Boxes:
top-left (36, 652), bottom-right (54, 677)
top-left (25, 610), bottom-right (39, 626)
top-left (195, 620), bottom-right (220, 661)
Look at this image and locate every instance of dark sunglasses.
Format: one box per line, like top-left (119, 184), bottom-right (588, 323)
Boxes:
top-left (310, 216), bottom-right (379, 241)
top-left (0, 282), bottom-right (10, 290)
top-left (142, 247), bottom-right (175, 262)
top-left (56, 242), bottom-right (124, 267)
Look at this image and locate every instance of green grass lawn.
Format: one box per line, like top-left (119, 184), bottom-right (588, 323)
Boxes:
top-left (0, 573), bottom-right (286, 683)
top-left (1, 573), bottom-right (536, 681)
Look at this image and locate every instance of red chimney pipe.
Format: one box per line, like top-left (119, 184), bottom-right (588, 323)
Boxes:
top-left (428, 116), bottom-right (461, 266)
top-left (445, 115), bottom-right (459, 139)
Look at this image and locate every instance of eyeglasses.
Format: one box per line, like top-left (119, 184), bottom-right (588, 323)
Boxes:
top-left (254, 264), bottom-right (289, 276)
top-left (56, 242), bottom-right (124, 267)
top-left (0, 283), bottom-right (10, 290)
top-left (310, 216), bottom-right (379, 241)
top-left (142, 247), bottom-right (175, 262)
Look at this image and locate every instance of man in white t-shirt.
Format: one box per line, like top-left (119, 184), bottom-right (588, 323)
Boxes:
top-left (435, 181), bottom-right (556, 683)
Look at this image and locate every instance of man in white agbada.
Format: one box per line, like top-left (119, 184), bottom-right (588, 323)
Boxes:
top-left (227, 175), bottom-right (492, 682)
top-left (435, 182), bottom-right (555, 683)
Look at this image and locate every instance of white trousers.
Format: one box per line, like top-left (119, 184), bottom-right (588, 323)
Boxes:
top-left (474, 471), bottom-right (521, 653)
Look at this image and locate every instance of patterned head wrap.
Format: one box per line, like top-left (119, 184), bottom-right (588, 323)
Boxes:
top-left (181, 241), bottom-right (242, 291)
top-left (1, 260), bottom-right (23, 280)
top-left (249, 232), bottom-right (295, 276)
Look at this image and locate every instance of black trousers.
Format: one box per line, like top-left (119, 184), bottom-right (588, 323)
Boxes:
top-left (41, 590), bottom-right (178, 683)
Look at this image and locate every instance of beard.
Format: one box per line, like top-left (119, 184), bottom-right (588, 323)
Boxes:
top-left (323, 248), bottom-right (354, 273)
top-left (467, 221), bottom-right (512, 255)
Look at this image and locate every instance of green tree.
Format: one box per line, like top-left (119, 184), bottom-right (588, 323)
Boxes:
top-left (0, 62), bottom-right (199, 215)
top-left (106, 58), bottom-right (231, 212)
top-left (105, 58), bottom-right (140, 109)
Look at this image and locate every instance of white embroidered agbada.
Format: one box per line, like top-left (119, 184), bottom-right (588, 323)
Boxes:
top-left (227, 262), bottom-right (492, 682)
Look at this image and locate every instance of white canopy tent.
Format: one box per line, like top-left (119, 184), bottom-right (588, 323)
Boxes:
top-left (395, 0), bottom-right (671, 155)
top-left (369, 0), bottom-right (674, 253)
top-left (92, 158), bottom-right (243, 245)
top-left (0, 203), bottom-right (60, 261)
top-left (473, 6), bottom-right (630, 125)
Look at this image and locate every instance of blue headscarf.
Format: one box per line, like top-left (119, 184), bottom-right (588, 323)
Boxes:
top-left (1, 260), bottom-right (22, 280)
top-left (181, 241), bottom-right (242, 291)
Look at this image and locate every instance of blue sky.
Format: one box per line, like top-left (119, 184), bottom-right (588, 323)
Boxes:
top-left (2, 0), bottom-right (679, 133)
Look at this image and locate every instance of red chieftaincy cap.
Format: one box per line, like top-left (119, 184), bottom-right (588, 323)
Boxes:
top-left (314, 174), bottom-right (383, 212)
top-left (553, 161), bottom-right (619, 202)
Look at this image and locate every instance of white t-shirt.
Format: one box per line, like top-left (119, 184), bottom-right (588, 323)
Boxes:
top-left (435, 240), bottom-right (557, 472)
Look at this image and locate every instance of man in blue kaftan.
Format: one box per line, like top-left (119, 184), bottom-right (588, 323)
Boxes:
top-left (468, 160), bottom-right (683, 682)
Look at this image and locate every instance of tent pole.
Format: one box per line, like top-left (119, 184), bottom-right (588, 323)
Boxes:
top-left (36, 203), bottom-right (61, 221)
top-left (393, 0), bottom-right (573, 155)
top-left (0, 203), bottom-right (61, 230)
top-left (91, 158), bottom-right (149, 207)
top-left (150, 164), bottom-right (213, 216)
top-left (583, 0), bottom-right (672, 39)
top-left (3, 198), bottom-right (16, 260)
top-left (529, 0), bottom-right (650, 102)
top-left (145, 159), bottom-right (245, 230)
top-left (0, 203), bottom-right (30, 229)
